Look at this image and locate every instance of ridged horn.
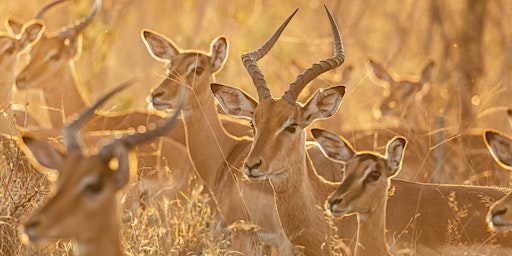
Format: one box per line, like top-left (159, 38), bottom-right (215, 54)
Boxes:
top-left (57, 0), bottom-right (101, 39)
top-left (242, 8), bottom-right (298, 102)
top-left (63, 80), bottom-right (132, 153)
top-left (282, 4), bottom-right (345, 105)
top-left (34, 0), bottom-right (69, 20)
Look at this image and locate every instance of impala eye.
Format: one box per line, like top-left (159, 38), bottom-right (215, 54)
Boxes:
top-left (84, 178), bottom-right (104, 195)
top-left (4, 46), bottom-right (14, 55)
top-left (194, 67), bottom-right (205, 76)
top-left (49, 52), bottom-right (60, 61)
top-left (365, 171), bottom-right (381, 183)
top-left (285, 124), bottom-right (298, 134)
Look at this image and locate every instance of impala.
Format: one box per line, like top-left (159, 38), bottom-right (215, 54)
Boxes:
top-left (141, 24), bottom-right (295, 255)
top-left (22, 82), bottom-right (183, 256)
top-left (369, 58), bottom-right (434, 122)
top-left (314, 128), bottom-right (406, 256)
top-left (484, 129), bottom-right (512, 232)
top-left (212, 5), bottom-right (512, 255)
top-left (211, 6), bottom-right (357, 255)
top-left (0, 19), bottom-right (44, 137)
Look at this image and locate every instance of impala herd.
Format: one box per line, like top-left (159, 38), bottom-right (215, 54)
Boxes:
top-left (2, 1), bottom-right (512, 256)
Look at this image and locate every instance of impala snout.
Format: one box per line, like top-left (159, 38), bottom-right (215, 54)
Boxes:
top-left (326, 197), bottom-right (348, 217)
top-left (488, 204), bottom-right (512, 232)
top-left (15, 73), bottom-right (31, 90)
top-left (243, 158), bottom-right (267, 182)
top-left (150, 88), bottom-right (172, 110)
top-left (24, 214), bottom-right (49, 243)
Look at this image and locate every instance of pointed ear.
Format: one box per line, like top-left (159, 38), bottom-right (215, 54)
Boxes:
top-left (210, 36), bottom-right (228, 74)
top-left (19, 20), bottom-right (44, 49)
top-left (301, 86), bottom-right (344, 127)
top-left (141, 29), bottom-right (180, 62)
top-left (369, 58), bottom-right (394, 84)
top-left (385, 136), bottom-right (407, 177)
top-left (419, 60), bottom-right (435, 85)
top-left (5, 17), bottom-right (24, 35)
top-left (484, 130), bottom-right (512, 170)
top-left (211, 83), bottom-right (257, 119)
top-left (311, 128), bottom-right (355, 162)
top-left (21, 136), bottom-right (66, 171)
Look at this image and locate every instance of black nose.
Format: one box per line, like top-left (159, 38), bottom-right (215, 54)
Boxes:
top-left (152, 90), bottom-right (164, 98)
top-left (329, 198), bottom-right (342, 207)
top-left (244, 160), bottom-right (262, 172)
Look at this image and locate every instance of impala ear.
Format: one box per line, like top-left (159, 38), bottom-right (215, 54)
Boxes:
top-left (5, 17), bottom-right (24, 35)
top-left (210, 36), bottom-right (228, 74)
top-left (369, 59), bottom-right (394, 84)
top-left (301, 86), bottom-right (345, 127)
top-left (385, 136), bottom-right (407, 178)
top-left (21, 136), bottom-right (66, 171)
top-left (141, 29), bottom-right (180, 62)
top-left (211, 83), bottom-right (258, 119)
top-left (311, 128), bottom-right (355, 162)
top-left (420, 60), bottom-right (435, 85)
top-left (484, 130), bottom-right (512, 170)
top-left (19, 20), bottom-right (45, 49)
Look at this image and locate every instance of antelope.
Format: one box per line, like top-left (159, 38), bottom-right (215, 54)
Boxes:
top-left (22, 82), bottom-right (184, 256)
top-left (211, 6), bottom-right (356, 255)
top-left (0, 19), bottom-right (44, 138)
top-left (141, 25), bottom-right (295, 255)
top-left (314, 128), bottom-right (405, 256)
top-left (212, 5), bottom-right (512, 255)
top-left (484, 129), bottom-right (512, 232)
top-left (369, 58), bottom-right (434, 122)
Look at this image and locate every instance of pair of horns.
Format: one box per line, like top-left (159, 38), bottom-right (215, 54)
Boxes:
top-left (63, 80), bottom-right (184, 158)
top-left (243, 4), bottom-right (345, 105)
top-left (34, 0), bottom-right (101, 39)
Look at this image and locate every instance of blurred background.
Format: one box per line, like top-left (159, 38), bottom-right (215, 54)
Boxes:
top-left (2, 0), bottom-right (512, 141)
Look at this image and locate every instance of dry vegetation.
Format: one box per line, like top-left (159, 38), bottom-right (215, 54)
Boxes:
top-left (2, 0), bottom-right (512, 255)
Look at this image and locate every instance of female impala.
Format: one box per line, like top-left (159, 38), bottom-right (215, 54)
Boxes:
top-left (141, 20), bottom-right (295, 256)
top-left (212, 5), bottom-right (512, 256)
top-left (23, 82), bottom-right (183, 256)
top-left (484, 129), bottom-right (512, 232)
top-left (0, 19), bottom-right (44, 137)
top-left (313, 128), bottom-right (406, 256)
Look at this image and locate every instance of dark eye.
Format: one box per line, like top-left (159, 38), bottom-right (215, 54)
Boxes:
top-left (194, 67), bottom-right (205, 76)
top-left (85, 180), bottom-right (104, 195)
top-left (285, 124), bottom-right (298, 134)
top-left (365, 171), bottom-right (381, 183)
top-left (4, 46), bottom-right (15, 55)
top-left (49, 53), bottom-right (60, 61)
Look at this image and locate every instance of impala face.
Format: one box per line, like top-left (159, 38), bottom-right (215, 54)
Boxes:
top-left (24, 152), bottom-right (119, 243)
top-left (310, 128), bottom-right (406, 218)
top-left (142, 29), bottom-right (228, 111)
top-left (369, 59), bottom-right (434, 120)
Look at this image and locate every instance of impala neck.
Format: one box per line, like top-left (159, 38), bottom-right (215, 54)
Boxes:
top-left (182, 88), bottom-right (238, 187)
top-left (271, 141), bottom-right (338, 256)
top-left (45, 62), bottom-right (87, 128)
top-left (75, 209), bottom-right (123, 256)
top-left (355, 191), bottom-right (391, 256)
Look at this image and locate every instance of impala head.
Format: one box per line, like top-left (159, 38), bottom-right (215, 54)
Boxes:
top-left (484, 129), bottom-right (512, 231)
top-left (311, 129), bottom-right (406, 217)
top-left (369, 59), bottom-right (434, 119)
top-left (22, 81), bottom-right (184, 244)
top-left (211, 5), bottom-right (345, 183)
top-left (0, 18), bottom-right (44, 87)
top-left (142, 29), bottom-right (228, 111)
top-left (15, 0), bottom-right (101, 90)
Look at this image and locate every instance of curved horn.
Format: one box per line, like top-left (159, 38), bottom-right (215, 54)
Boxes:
top-left (58, 0), bottom-right (101, 38)
top-left (63, 80), bottom-right (132, 153)
top-left (242, 9), bottom-right (298, 102)
top-left (34, 0), bottom-right (69, 20)
top-left (99, 83), bottom-right (185, 159)
top-left (282, 4), bottom-right (345, 105)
